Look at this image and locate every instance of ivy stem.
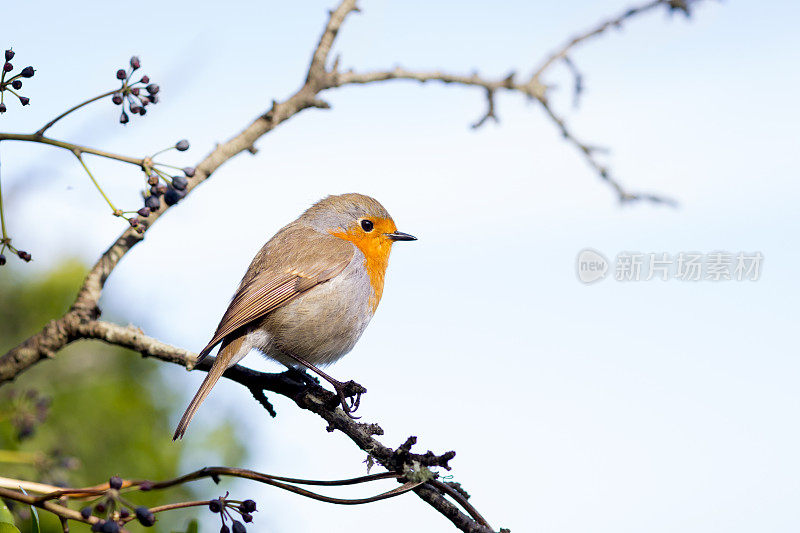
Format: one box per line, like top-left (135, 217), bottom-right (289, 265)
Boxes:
top-left (0, 133), bottom-right (142, 166)
top-left (74, 151), bottom-right (120, 215)
top-left (0, 147), bottom-right (8, 241)
top-left (35, 89), bottom-right (119, 136)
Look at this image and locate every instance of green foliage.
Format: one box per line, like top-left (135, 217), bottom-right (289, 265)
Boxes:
top-left (0, 501), bottom-right (21, 533)
top-left (0, 260), bottom-right (247, 532)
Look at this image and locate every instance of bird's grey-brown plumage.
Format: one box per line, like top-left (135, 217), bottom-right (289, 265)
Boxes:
top-left (173, 194), bottom-right (407, 440)
top-left (196, 225), bottom-right (356, 362)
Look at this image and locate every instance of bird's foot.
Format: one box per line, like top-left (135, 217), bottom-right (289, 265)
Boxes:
top-left (281, 355), bottom-right (367, 419)
top-left (327, 378), bottom-right (367, 419)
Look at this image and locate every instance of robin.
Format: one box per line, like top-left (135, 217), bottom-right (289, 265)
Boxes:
top-left (173, 193), bottom-right (416, 439)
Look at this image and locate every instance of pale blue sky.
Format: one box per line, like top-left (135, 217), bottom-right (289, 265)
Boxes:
top-left (2, 1), bottom-right (799, 532)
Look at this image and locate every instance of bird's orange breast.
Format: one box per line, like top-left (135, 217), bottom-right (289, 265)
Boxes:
top-left (330, 218), bottom-right (396, 312)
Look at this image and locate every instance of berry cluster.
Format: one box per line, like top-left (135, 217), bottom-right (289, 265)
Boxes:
top-left (208, 493), bottom-right (258, 533)
top-left (0, 48), bottom-right (35, 113)
top-left (0, 238), bottom-right (31, 266)
top-left (111, 56), bottom-right (160, 124)
top-left (80, 476), bottom-right (156, 532)
top-left (129, 140), bottom-right (194, 228)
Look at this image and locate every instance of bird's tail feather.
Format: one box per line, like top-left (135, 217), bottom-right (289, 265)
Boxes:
top-left (173, 355), bottom-right (228, 440)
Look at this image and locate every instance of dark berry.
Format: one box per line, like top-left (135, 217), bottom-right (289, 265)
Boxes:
top-left (208, 499), bottom-right (223, 513)
top-left (17, 250), bottom-right (31, 262)
top-left (241, 500), bottom-right (256, 513)
top-left (155, 184), bottom-right (168, 195)
top-left (171, 175), bottom-right (188, 190)
top-left (137, 207), bottom-right (151, 217)
top-left (128, 217), bottom-right (139, 227)
top-left (131, 87), bottom-right (140, 96)
top-left (130, 105), bottom-right (141, 115)
top-left (220, 526), bottom-right (230, 533)
top-left (109, 476), bottom-right (123, 490)
top-left (183, 166), bottom-right (196, 177)
top-left (232, 520), bottom-right (246, 533)
top-left (91, 521), bottom-right (103, 532)
top-left (0, 254), bottom-right (6, 266)
top-left (140, 96), bottom-right (150, 105)
top-left (164, 187), bottom-right (184, 206)
top-left (145, 195), bottom-right (160, 210)
top-left (139, 107), bottom-right (147, 116)
top-left (116, 69), bottom-right (126, 80)
top-left (20, 66), bottom-right (34, 78)
top-left (19, 96), bottom-right (29, 106)
top-left (11, 80), bottom-right (21, 90)
top-left (135, 507), bottom-right (156, 527)
top-left (175, 139), bottom-right (189, 151)
top-left (4, 50), bottom-right (13, 61)
top-left (0, 103), bottom-right (6, 113)
top-left (119, 508), bottom-right (130, 519)
top-left (95, 502), bottom-right (106, 514)
top-left (112, 93), bottom-right (123, 105)
top-left (140, 75), bottom-right (150, 84)
top-left (130, 56), bottom-right (141, 69)
top-left (242, 513), bottom-right (253, 523)
top-left (120, 111), bottom-right (129, 124)
top-left (149, 94), bottom-right (159, 104)
top-left (101, 520), bottom-right (120, 533)
top-left (3, 62), bottom-right (12, 72)
top-left (80, 507), bottom-right (92, 519)
top-left (146, 83), bottom-right (159, 94)
top-left (139, 480), bottom-right (154, 491)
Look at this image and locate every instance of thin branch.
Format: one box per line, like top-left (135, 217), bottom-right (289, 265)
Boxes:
top-left (74, 152), bottom-right (121, 215)
top-left (0, 487), bottom-right (98, 528)
top-left (333, 66), bottom-right (672, 203)
top-left (0, 469), bottom-right (425, 524)
top-left (537, 97), bottom-right (677, 205)
top-left (532, 0), bottom-right (672, 80)
top-left (34, 89), bottom-right (118, 136)
top-left (0, 133), bottom-right (143, 166)
top-left (307, 0), bottom-right (360, 85)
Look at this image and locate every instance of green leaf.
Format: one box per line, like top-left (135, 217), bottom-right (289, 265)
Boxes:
top-left (0, 502), bottom-right (20, 533)
top-left (0, 501), bottom-right (16, 525)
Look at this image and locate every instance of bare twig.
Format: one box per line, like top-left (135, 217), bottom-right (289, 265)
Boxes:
top-left (0, 133), bottom-right (142, 166)
top-left (537, 97), bottom-right (677, 205)
top-left (34, 89), bottom-right (118, 136)
top-left (532, 0), bottom-right (685, 80)
top-left (0, 487), bottom-right (99, 528)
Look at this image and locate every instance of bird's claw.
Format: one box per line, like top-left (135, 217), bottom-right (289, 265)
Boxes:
top-left (331, 379), bottom-right (366, 419)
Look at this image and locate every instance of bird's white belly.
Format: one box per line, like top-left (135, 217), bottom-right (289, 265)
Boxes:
top-left (252, 251), bottom-right (374, 367)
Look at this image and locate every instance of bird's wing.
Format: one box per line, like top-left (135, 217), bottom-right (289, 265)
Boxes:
top-left (196, 228), bottom-right (354, 361)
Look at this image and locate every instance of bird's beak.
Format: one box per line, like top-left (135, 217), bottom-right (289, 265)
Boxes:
top-left (385, 231), bottom-right (417, 242)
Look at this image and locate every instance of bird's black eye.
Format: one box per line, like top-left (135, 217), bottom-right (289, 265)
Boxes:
top-left (360, 219), bottom-right (374, 232)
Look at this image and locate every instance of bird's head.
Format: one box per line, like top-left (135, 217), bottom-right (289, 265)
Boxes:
top-left (302, 193), bottom-right (416, 309)
top-left (303, 193), bottom-right (416, 253)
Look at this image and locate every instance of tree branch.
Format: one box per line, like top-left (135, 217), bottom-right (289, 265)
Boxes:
top-left (63, 319), bottom-right (496, 532)
top-left (531, 0), bottom-right (696, 80)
